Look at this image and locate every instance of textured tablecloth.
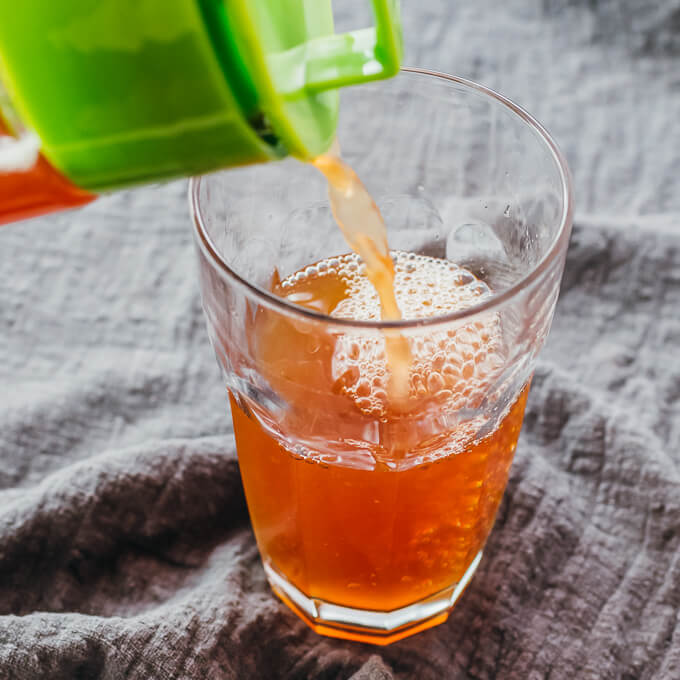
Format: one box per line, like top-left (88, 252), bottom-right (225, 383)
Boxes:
top-left (1, 1), bottom-right (679, 678)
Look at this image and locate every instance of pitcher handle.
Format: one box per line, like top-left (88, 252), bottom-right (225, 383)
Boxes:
top-left (271, 0), bottom-right (403, 95)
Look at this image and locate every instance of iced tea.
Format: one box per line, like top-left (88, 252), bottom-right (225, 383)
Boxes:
top-left (229, 251), bottom-right (529, 641)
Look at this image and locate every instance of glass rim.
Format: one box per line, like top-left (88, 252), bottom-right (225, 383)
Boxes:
top-left (190, 67), bottom-right (574, 331)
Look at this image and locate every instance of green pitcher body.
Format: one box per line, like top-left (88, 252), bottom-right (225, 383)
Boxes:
top-left (0, 0), bottom-right (402, 193)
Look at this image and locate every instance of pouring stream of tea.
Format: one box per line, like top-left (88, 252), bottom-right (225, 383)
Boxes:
top-left (313, 146), bottom-right (411, 400)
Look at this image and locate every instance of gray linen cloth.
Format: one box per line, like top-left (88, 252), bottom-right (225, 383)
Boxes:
top-left (1, 1), bottom-right (679, 678)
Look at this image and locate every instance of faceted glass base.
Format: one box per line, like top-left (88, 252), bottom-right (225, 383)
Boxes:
top-left (264, 551), bottom-right (483, 645)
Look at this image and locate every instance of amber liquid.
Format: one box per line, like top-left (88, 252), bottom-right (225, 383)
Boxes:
top-left (230, 248), bottom-right (530, 640)
top-left (225, 149), bottom-right (529, 643)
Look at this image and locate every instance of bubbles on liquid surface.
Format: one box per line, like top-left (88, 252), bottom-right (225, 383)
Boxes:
top-left (279, 251), bottom-right (504, 418)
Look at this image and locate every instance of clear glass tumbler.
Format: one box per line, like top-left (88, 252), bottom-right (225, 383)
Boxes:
top-left (190, 69), bottom-right (573, 645)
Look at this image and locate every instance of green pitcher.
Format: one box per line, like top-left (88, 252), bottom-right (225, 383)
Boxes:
top-left (0, 0), bottom-right (402, 223)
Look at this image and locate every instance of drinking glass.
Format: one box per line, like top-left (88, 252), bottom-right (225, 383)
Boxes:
top-left (190, 68), bottom-right (573, 645)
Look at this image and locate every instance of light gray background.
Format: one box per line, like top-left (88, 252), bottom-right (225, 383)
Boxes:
top-left (1, 1), bottom-right (679, 678)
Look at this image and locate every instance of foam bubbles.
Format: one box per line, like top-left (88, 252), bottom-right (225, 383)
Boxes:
top-left (280, 251), bottom-right (504, 418)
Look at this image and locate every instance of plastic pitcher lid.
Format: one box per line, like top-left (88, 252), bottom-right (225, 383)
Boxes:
top-left (215, 0), bottom-right (403, 160)
top-left (0, 0), bottom-right (402, 192)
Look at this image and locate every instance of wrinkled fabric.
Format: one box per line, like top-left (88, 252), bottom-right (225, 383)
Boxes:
top-left (1, 1), bottom-right (679, 678)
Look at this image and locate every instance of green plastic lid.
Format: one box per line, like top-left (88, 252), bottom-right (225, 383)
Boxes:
top-left (218, 0), bottom-right (403, 159)
top-left (0, 0), bottom-right (402, 191)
